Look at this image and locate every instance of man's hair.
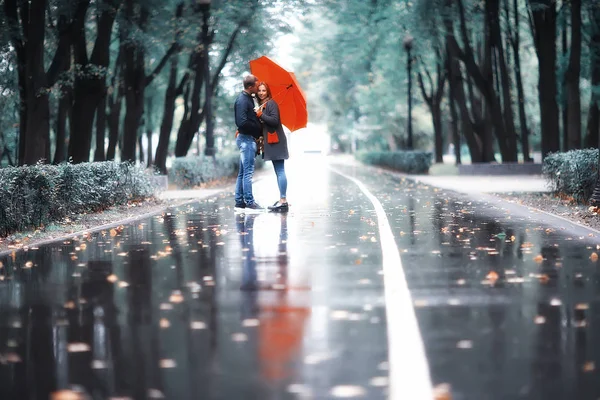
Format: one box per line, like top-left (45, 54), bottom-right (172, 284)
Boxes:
top-left (243, 75), bottom-right (258, 89)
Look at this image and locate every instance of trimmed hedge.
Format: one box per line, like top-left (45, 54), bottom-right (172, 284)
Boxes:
top-left (355, 150), bottom-right (433, 174)
top-left (0, 161), bottom-right (156, 237)
top-left (543, 148), bottom-right (599, 203)
top-left (170, 153), bottom-right (264, 189)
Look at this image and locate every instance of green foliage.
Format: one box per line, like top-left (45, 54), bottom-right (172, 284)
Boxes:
top-left (355, 150), bottom-right (433, 174)
top-left (169, 153), bottom-right (265, 189)
top-left (0, 161), bottom-right (156, 237)
top-left (542, 149), bottom-right (599, 203)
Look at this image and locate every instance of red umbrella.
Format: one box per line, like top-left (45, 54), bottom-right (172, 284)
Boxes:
top-left (249, 56), bottom-right (308, 132)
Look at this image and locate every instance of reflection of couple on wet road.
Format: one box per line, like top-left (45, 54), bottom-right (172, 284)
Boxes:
top-left (236, 212), bottom-right (309, 383)
top-left (237, 213), bottom-right (288, 294)
top-left (234, 74), bottom-right (289, 213)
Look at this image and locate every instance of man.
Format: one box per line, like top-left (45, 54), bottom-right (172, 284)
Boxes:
top-left (234, 74), bottom-right (263, 210)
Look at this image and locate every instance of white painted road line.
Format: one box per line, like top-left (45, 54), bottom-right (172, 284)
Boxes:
top-left (331, 167), bottom-right (433, 400)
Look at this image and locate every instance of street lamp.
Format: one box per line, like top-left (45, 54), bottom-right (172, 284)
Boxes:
top-left (403, 34), bottom-right (414, 150)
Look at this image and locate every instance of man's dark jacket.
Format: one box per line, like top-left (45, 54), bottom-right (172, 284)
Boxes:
top-left (234, 91), bottom-right (262, 139)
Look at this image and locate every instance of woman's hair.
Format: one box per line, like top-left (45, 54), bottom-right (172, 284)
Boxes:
top-left (258, 81), bottom-right (272, 103)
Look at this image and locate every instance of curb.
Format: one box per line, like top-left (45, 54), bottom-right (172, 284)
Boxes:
top-left (1, 167), bottom-right (274, 257)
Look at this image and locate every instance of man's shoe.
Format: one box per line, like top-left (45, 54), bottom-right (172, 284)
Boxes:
top-left (245, 202), bottom-right (264, 211)
top-left (235, 202), bottom-right (246, 209)
top-left (268, 201), bottom-right (289, 213)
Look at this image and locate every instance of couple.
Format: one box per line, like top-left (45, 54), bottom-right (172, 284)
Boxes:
top-left (234, 74), bottom-right (289, 213)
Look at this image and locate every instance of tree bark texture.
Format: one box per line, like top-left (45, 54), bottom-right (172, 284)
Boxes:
top-left (587, 6), bottom-right (600, 149)
top-left (69, 0), bottom-right (119, 163)
top-left (155, 3), bottom-right (184, 173)
top-left (528, 0), bottom-right (560, 158)
top-left (488, 0), bottom-right (518, 160)
top-left (417, 54), bottom-right (446, 163)
top-left (561, 12), bottom-right (569, 151)
top-left (94, 93), bottom-right (107, 161)
top-left (565, 0), bottom-right (582, 150)
top-left (508, 0), bottom-right (532, 161)
top-left (106, 47), bottom-right (124, 161)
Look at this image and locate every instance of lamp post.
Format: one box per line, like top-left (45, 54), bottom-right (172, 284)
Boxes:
top-left (403, 34), bottom-right (414, 150)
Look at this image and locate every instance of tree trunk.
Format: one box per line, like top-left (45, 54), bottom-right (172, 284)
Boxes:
top-left (145, 96), bottom-right (153, 167)
top-left (455, 0), bottom-right (509, 162)
top-left (5, 0), bottom-right (72, 165)
top-left (146, 128), bottom-right (153, 167)
top-left (445, 34), bottom-right (482, 162)
top-left (175, 85), bottom-right (192, 157)
top-left (586, 6), bottom-right (600, 149)
top-left (94, 94), bottom-right (107, 161)
top-left (53, 39), bottom-right (72, 165)
top-left (175, 8), bottom-right (249, 158)
top-left (121, 1), bottom-right (147, 162)
top-left (107, 48), bottom-right (124, 161)
top-left (450, 101), bottom-right (461, 165)
top-left (528, 0), bottom-right (560, 158)
top-left (489, 0), bottom-right (518, 161)
top-left (155, 2), bottom-right (184, 173)
top-left (565, 0), bottom-right (582, 150)
top-left (561, 12), bottom-right (568, 151)
top-left (23, 0), bottom-right (50, 165)
top-left (510, 0), bottom-right (532, 162)
top-left (417, 58), bottom-right (445, 163)
top-left (479, 27), bottom-right (495, 162)
top-left (122, 2), bottom-right (177, 162)
top-left (106, 87), bottom-right (122, 161)
top-left (432, 103), bottom-right (443, 163)
top-left (54, 91), bottom-right (71, 164)
top-left (155, 56), bottom-right (179, 173)
top-left (68, 0), bottom-right (117, 163)
top-left (138, 133), bottom-right (144, 164)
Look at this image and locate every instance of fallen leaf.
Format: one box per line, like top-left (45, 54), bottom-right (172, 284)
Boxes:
top-left (159, 318), bottom-right (170, 328)
top-left (169, 291), bottom-right (184, 303)
top-left (50, 390), bottom-right (84, 400)
top-left (159, 359), bottom-right (176, 368)
top-left (67, 343), bottom-right (90, 352)
top-left (486, 271), bottom-right (499, 282)
top-left (433, 383), bottom-right (453, 400)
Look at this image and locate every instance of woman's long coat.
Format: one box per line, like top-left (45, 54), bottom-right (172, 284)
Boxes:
top-left (259, 100), bottom-right (289, 161)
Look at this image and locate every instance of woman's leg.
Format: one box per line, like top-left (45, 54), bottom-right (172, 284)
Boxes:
top-left (272, 159), bottom-right (287, 202)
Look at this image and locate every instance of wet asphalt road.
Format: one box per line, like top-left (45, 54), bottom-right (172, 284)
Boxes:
top-left (1, 155), bottom-right (600, 399)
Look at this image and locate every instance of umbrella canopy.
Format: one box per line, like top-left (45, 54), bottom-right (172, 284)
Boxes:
top-left (249, 56), bottom-right (308, 132)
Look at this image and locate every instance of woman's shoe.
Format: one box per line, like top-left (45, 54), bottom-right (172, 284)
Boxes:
top-left (268, 201), bottom-right (289, 213)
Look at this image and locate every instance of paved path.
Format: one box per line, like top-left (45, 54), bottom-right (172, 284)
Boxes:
top-left (1, 155), bottom-right (598, 400)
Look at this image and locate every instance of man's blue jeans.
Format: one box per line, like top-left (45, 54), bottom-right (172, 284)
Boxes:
top-left (235, 134), bottom-right (257, 205)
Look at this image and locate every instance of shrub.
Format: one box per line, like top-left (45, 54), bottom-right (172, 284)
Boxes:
top-left (543, 148), bottom-right (598, 203)
top-left (170, 153), bottom-right (264, 189)
top-left (0, 161), bottom-right (156, 237)
top-left (355, 150), bottom-right (433, 174)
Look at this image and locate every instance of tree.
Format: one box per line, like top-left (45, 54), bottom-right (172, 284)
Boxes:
top-left (528, 0), bottom-right (560, 158)
top-left (121, 0), bottom-right (179, 162)
top-left (565, 0), bottom-right (582, 150)
top-left (4, 0), bottom-right (75, 165)
top-left (585, 4), bottom-right (600, 148)
top-left (68, 0), bottom-right (121, 163)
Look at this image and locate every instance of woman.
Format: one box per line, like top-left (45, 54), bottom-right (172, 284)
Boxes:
top-left (256, 81), bottom-right (289, 212)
